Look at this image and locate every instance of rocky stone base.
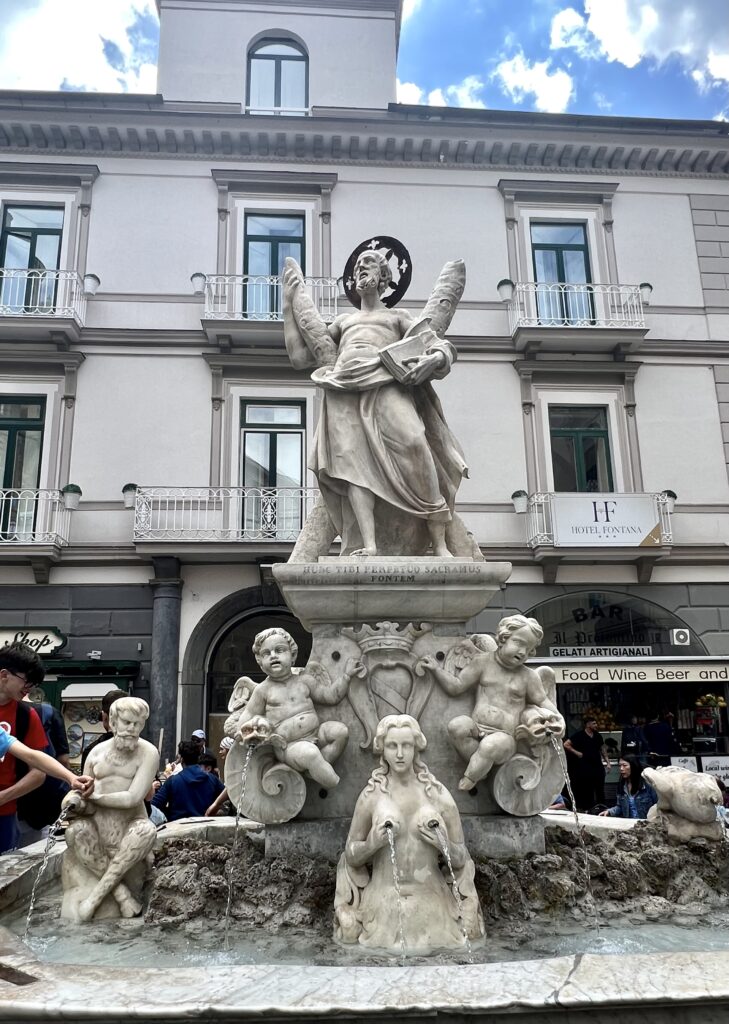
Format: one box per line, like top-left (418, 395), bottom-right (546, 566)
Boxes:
top-left (144, 820), bottom-right (729, 938)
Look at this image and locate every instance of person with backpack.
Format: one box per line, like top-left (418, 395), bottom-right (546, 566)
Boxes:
top-left (0, 642), bottom-right (55, 853)
top-left (16, 694), bottom-right (73, 846)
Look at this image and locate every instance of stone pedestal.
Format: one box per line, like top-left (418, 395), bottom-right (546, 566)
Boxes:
top-left (271, 557), bottom-right (512, 822)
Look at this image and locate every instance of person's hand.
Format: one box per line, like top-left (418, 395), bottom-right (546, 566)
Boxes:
top-left (401, 351), bottom-right (446, 386)
top-left (72, 775), bottom-right (94, 798)
top-left (417, 654), bottom-right (440, 673)
top-left (598, 809), bottom-right (610, 816)
top-left (204, 804), bottom-right (218, 818)
top-left (344, 657), bottom-right (366, 680)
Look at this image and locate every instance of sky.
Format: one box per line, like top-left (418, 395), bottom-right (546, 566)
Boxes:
top-left (0, 0), bottom-right (727, 121)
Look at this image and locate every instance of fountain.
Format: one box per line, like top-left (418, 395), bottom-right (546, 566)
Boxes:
top-left (3, 241), bottom-right (729, 1022)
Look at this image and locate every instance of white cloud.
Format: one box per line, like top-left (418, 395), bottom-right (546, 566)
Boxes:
top-left (551, 1), bottom-right (729, 87)
top-left (0, 0), bottom-right (158, 92)
top-left (592, 91), bottom-right (613, 111)
top-left (493, 52), bottom-right (574, 113)
top-left (401, 0), bottom-right (424, 24)
top-left (396, 75), bottom-right (486, 109)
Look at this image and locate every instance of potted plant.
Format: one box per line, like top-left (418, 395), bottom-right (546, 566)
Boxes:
top-left (511, 489), bottom-right (528, 514)
top-left (61, 483), bottom-right (82, 510)
top-left (661, 489), bottom-right (677, 514)
top-left (122, 483), bottom-right (139, 509)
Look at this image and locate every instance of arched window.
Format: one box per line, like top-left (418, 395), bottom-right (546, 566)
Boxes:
top-left (247, 39), bottom-right (308, 116)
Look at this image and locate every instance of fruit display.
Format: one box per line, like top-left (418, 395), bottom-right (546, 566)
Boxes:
top-left (695, 693), bottom-right (727, 708)
top-left (583, 705), bottom-right (618, 731)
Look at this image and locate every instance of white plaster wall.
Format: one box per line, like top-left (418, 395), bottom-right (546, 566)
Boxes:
top-left (438, 360), bottom-right (527, 503)
top-left (86, 172), bottom-right (218, 294)
top-left (69, 354), bottom-right (211, 500)
top-left (330, 181), bottom-right (508, 304)
top-left (612, 192), bottom-right (704, 308)
top-left (178, 564), bottom-right (261, 668)
top-left (157, 5), bottom-right (396, 108)
top-left (635, 364), bottom-right (729, 504)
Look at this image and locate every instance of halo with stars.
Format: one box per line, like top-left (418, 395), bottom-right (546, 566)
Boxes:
top-left (341, 235), bottom-right (413, 309)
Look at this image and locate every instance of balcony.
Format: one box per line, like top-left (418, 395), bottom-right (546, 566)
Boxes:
top-left (0, 269), bottom-right (88, 345)
top-left (200, 274), bottom-right (338, 346)
top-left (508, 282), bottom-right (648, 355)
top-left (133, 486), bottom-right (319, 555)
top-left (0, 490), bottom-right (70, 581)
top-left (525, 491), bottom-right (672, 582)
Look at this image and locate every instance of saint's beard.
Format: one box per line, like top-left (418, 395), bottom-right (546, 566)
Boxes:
top-left (113, 734), bottom-right (139, 752)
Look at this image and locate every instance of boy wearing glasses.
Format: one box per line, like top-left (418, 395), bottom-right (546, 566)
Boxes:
top-left (0, 642), bottom-right (51, 853)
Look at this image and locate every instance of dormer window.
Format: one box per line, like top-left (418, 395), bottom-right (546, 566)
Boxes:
top-left (247, 39), bottom-right (308, 116)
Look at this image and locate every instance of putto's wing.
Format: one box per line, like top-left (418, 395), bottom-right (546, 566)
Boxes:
top-left (444, 636), bottom-right (482, 676)
top-left (536, 665), bottom-right (557, 705)
top-left (283, 257), bottom-right (337, 367)
top-left (421, 259), bottom-right (466, 338)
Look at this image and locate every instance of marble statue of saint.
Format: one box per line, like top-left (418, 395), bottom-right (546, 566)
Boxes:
top-left (420, 615), bottom-right (565, 798)
top-left (60, 696), bottom-right (159, 922)
top-left (282, 250), bottom-right (477, 558)
top-left (334, 714), bottom-right (484, 954)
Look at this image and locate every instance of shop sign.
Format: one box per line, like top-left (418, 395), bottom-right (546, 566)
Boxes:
top-left (671, 756), bottom-right (698, 773)
top-left (549, 646), bottom-right (652, 657)
top-left (0, 627), bottom-right (66, 655)
top-left (552, 661), bottom-right (729, 685)
top-left (701, 756), bottom-right (729, 784)
top-left (551, 494), bottom-right (662, 547)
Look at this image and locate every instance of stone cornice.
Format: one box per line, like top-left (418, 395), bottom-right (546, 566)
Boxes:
top-left (0, 94), bottom-right (728, 177)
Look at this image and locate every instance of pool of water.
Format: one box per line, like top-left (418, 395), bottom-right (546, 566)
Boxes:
top-left (8, 886), bottom-right (729, 968)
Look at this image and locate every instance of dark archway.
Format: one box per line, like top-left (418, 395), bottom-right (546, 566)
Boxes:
top-left (525, 590), bottom-right (707, 658)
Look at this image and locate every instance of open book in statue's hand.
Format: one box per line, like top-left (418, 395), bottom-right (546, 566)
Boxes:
top-left (379, 317), bottom-right (442, 383)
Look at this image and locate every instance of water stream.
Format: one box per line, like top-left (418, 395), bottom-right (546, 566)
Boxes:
top-left (223, 744), bottom-right (254, 949)
top-left (550, 735), bottom-right (600, 937)
top-left (23, 808), bottom-right (69, 941)
top-left (384, 822), bottom-right (406, 963)
top-left (431, 821), bottom-right (473, 963)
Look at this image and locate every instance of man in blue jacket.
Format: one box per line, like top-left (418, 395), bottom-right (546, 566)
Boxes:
top-left (152, 740), bottom-right (224, 821)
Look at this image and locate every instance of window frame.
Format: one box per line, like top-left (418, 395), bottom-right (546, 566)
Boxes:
top-left (240, 398), bottom-right (306, 489)
top-left (534, 386), bottom-right (630, 494)
top-left (246, 38), bottom-right (309, 116)
top-left (0, 379), bottom-right (63, 492)
top-left (0, 205), bottom-right (65, 312)
top-left (229, 199), bottom-right (317, 279)
top-left (548, 405), bottom-right (614, 493)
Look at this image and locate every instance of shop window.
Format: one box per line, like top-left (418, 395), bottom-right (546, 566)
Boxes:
top-left (530, 222), bottom-right (593, 325)
top-left (0, 206), bottom-right (64, 313)
top-left (240, 400), bottom-right (305, 536)
top-left (243, 213), bottom-right (305, 317)
top-left (548, 405), bottom-right (613, 492)
top-left (0, 395), bottom-right (46, 538)
top-left (246, 39), bottom-right (308, 116)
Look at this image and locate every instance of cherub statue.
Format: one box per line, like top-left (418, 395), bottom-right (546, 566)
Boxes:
top-left (419, 615), bottom-right (565, 801)
top-left (235, 627), bottom-right (363, 789)
top-left (282, 247), bottom-right (479, 558)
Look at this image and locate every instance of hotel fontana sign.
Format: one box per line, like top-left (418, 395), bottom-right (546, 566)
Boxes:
top-left (551, 493), bottom-right (665, 547)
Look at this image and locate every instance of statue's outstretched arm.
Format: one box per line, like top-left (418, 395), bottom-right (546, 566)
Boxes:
top-left (421, 259), bottom-right (466, 338)
top-left (282, 257), bottom-right (337, 369)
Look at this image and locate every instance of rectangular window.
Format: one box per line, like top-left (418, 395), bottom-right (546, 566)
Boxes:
top-left (240, 400), bottom-right (305, 537)
top-left (243, 213), bottom-right (304, 318)
top-left (0, 396), bottom-right (46, 539)
top-left (0, 206), bottom-right (64, 313)
top-left (548, 406), bottom-right (613, 492)
top-left (531, 222), bottom-right (592, 325)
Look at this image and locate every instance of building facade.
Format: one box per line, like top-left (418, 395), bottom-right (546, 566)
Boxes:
top-left (1, 0), bottom-right (728, 761)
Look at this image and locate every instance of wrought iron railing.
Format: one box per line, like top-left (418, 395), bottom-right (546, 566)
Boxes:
top-left (0, 269), bottom-right (87, 322)
top-left (244, 105), bottom-right (311, 116)
top-left (134, 486), bottom-right (320, 541)
top-left (508, 283), bottom-right (645, 334)
top-left (0, 489), bottom-right (70, 545)
top-left (203, 274), bottom-right (338, 322)
top-left (526, 492), bottom-right (672, 548)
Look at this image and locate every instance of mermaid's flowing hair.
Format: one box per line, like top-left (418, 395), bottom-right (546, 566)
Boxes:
top-left (364, 714), bottom-right (442, 799)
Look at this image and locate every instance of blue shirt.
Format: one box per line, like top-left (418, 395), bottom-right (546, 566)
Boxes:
top-left (152, 765), bottom-right (224, 821)
top-left (0, 730), bottom-right (16, 758)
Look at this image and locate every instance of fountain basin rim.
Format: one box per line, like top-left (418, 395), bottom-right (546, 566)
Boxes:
top-left (2, 945), bottom-right (729, 1020)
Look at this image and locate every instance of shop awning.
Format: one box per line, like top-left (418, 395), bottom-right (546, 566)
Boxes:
top-left (61, 682), bottom-right (128, 702)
